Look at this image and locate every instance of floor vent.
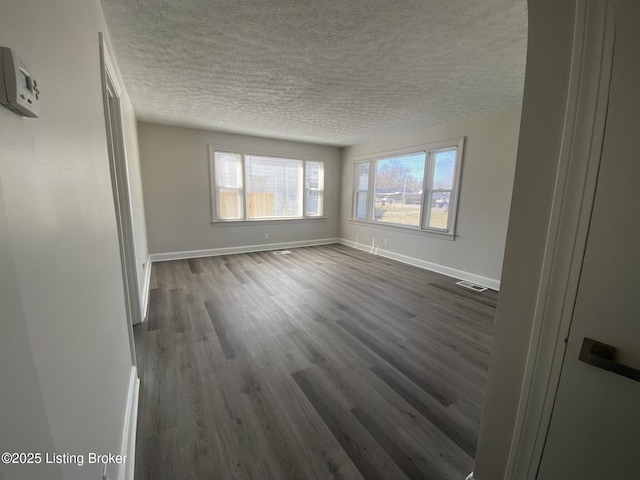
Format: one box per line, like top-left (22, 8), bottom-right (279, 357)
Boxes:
top-left (456, 280), bottom-right (487, 292)
top-left (273, 250), bottom-right (292, 256)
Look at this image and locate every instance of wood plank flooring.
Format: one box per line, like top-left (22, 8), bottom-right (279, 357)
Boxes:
top-left (134, 244), bottom-right (497, 480)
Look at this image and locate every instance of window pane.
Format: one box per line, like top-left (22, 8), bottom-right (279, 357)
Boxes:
top-left (219, 189), bottom-right (242, 219)
top-left (215, 152), bottom-right (243, 220)
top-left (305, 161), bottom-right (324, 216)
top-left (215, 152), bottom-right (242, 187)
top-left (428, 191), bottom-right (450, 229)
top-left (357, 162), bottom-right (370, 190)
top-left (245, 155), bottom-right (302, 218)
top-left (374, 152), bottom-right (425, 227)
top-left (355, 191), bottom-right (368, 220)
top-left (306, 190), bottom-right (322, 216)
top-left (433, 150), bottom-right (457, 190)
top-left (306, 161), bottom-right (323, 189)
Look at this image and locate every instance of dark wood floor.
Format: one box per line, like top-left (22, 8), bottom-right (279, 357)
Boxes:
top-left (133, 244), bottom-right (497, 480)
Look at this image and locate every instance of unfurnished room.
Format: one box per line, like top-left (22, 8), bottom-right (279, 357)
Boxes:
top-left (1, 1), bottom-right (639, 480)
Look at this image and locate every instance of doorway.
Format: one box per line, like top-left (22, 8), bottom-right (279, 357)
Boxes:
top-left (99, 34), bottom-right (142, 366)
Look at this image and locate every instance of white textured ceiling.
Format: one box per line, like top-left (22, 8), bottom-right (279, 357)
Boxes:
top-left (101, 0), bottom-right (527, 146)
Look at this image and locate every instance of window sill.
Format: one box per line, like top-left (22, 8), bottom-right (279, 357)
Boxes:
top-left (348, 219), bottom-right (456, 241)
top-left (212, 216), bottom-right (327, 227)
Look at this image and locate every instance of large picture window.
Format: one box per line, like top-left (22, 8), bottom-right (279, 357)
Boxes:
top-left (351, 138), bottom-right (464, 236)
top-left (373, 152), bottom-right (425, 227)
top-left (211, 149), bottom-right (324, 221)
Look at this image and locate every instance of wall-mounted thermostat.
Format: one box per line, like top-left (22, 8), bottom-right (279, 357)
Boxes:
top-left (0, 46), bottom-right (40, 117)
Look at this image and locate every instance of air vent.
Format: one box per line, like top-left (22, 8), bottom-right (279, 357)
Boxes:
top-left (273, 250), bottom-right (292, 256)
top-left (456, 280), bottom-right (487, 292)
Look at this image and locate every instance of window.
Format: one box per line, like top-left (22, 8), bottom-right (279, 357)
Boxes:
top-left (373, 152), bottom-right (425, 227)
top-left (211, 149), bottom-right (324, 221)
top-left (305, 161), bottom-right (324, 217)
top-left (214, 152), bottom-right (243, 220)
top-left (425, 148), bottom-right (457, 230)
top-left (353, 162), bottom-right (370, 221)
top-left (351, 138), bottom-right (464, 236)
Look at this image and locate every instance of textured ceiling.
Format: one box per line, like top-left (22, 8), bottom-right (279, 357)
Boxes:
top-left (101, 0), bottom-right (527, 146)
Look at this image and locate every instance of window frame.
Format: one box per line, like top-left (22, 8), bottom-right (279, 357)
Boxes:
top-left (350, 137), bottom-right (464, 237)
top-left (213, 151), bottom-right (245, 221)
top-left (352, 161), bottom-right (372, 221)
top-left (209, 146), bottom-right (325, 223)
top-left (305, 161), bottom-right (325, 217)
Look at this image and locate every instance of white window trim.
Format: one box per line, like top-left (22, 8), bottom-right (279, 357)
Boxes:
top-left (350, 137), bottom-right (465, 238)
top-left (213, 150), bottom-right (244, 221)
top-left (352, 161), bottom-right (372, 222)
top-left (305, 161), bottom-right (325, 217)
top-left (209, 145), bottom-right (325, 223)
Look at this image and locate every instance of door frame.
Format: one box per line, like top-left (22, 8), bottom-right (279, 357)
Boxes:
top-left (504, 1), bottom-right (616, 478)
top-left (99, 34), bottom-right (142, 365)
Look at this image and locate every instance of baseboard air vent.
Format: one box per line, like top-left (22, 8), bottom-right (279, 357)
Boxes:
top-left (273, 250), bottom-right (292, 256)
top-left (456, 280), bottom-right (487, 292)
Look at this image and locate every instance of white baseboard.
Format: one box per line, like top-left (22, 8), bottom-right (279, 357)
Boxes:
top-left (148, 238), bottom-right (340, 263)
top-left (339, 238), bottom-right (500, 291)
top-left (118, 366), bottom-right (139, 480)
top-left (140, 255), bottom-right (152, 322)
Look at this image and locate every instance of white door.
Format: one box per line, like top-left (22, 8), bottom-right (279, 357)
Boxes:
top-left (537, 1), bottom-right (640, 478)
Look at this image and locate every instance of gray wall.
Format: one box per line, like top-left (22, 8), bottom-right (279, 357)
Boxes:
top-left (0, 181), bottom-right (61, 480)
top-left (137, 122), bottom-right (342, 256)
top-left (340, 108), bottom-right (521, 288)
top-left (0, 0), bottom-right (147, 478)
top-left (474, 1), bottom-right (577, 478)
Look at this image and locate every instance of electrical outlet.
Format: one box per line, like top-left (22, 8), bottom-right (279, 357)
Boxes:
top-left (264, 233), bottom-right (269, 240)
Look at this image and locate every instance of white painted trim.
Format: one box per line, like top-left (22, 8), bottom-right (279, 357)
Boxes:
top-left (99, 33), bottom-right (141, 365)
top-left (99, 36), bottom-right (121, 97)
top-left (118, 366), bottom-right (139, 480)
top-left (350, 136), bottom-right (468, 162)
top-left (148, 238), bottom-right (340, 263)
top-left (140, 254), bottom-right (152, 323)
top-left (504, 2), bottom-right (616, 479)
top-left (100, 38), bottom-right (143, 326)
top-left (211, 216), bottom-right (328, 226)
top-left (465, 473), bottom-right (475, 480)
top-left (339, 238), bottom-right (500, 291)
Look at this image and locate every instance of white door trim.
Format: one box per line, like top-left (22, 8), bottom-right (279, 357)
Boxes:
top-left (119, 366), bottom-right (140, 480)
top-left (99, 34), bottom-right (142, 367)
top-left (503, 1), bottom-right (616, 478)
